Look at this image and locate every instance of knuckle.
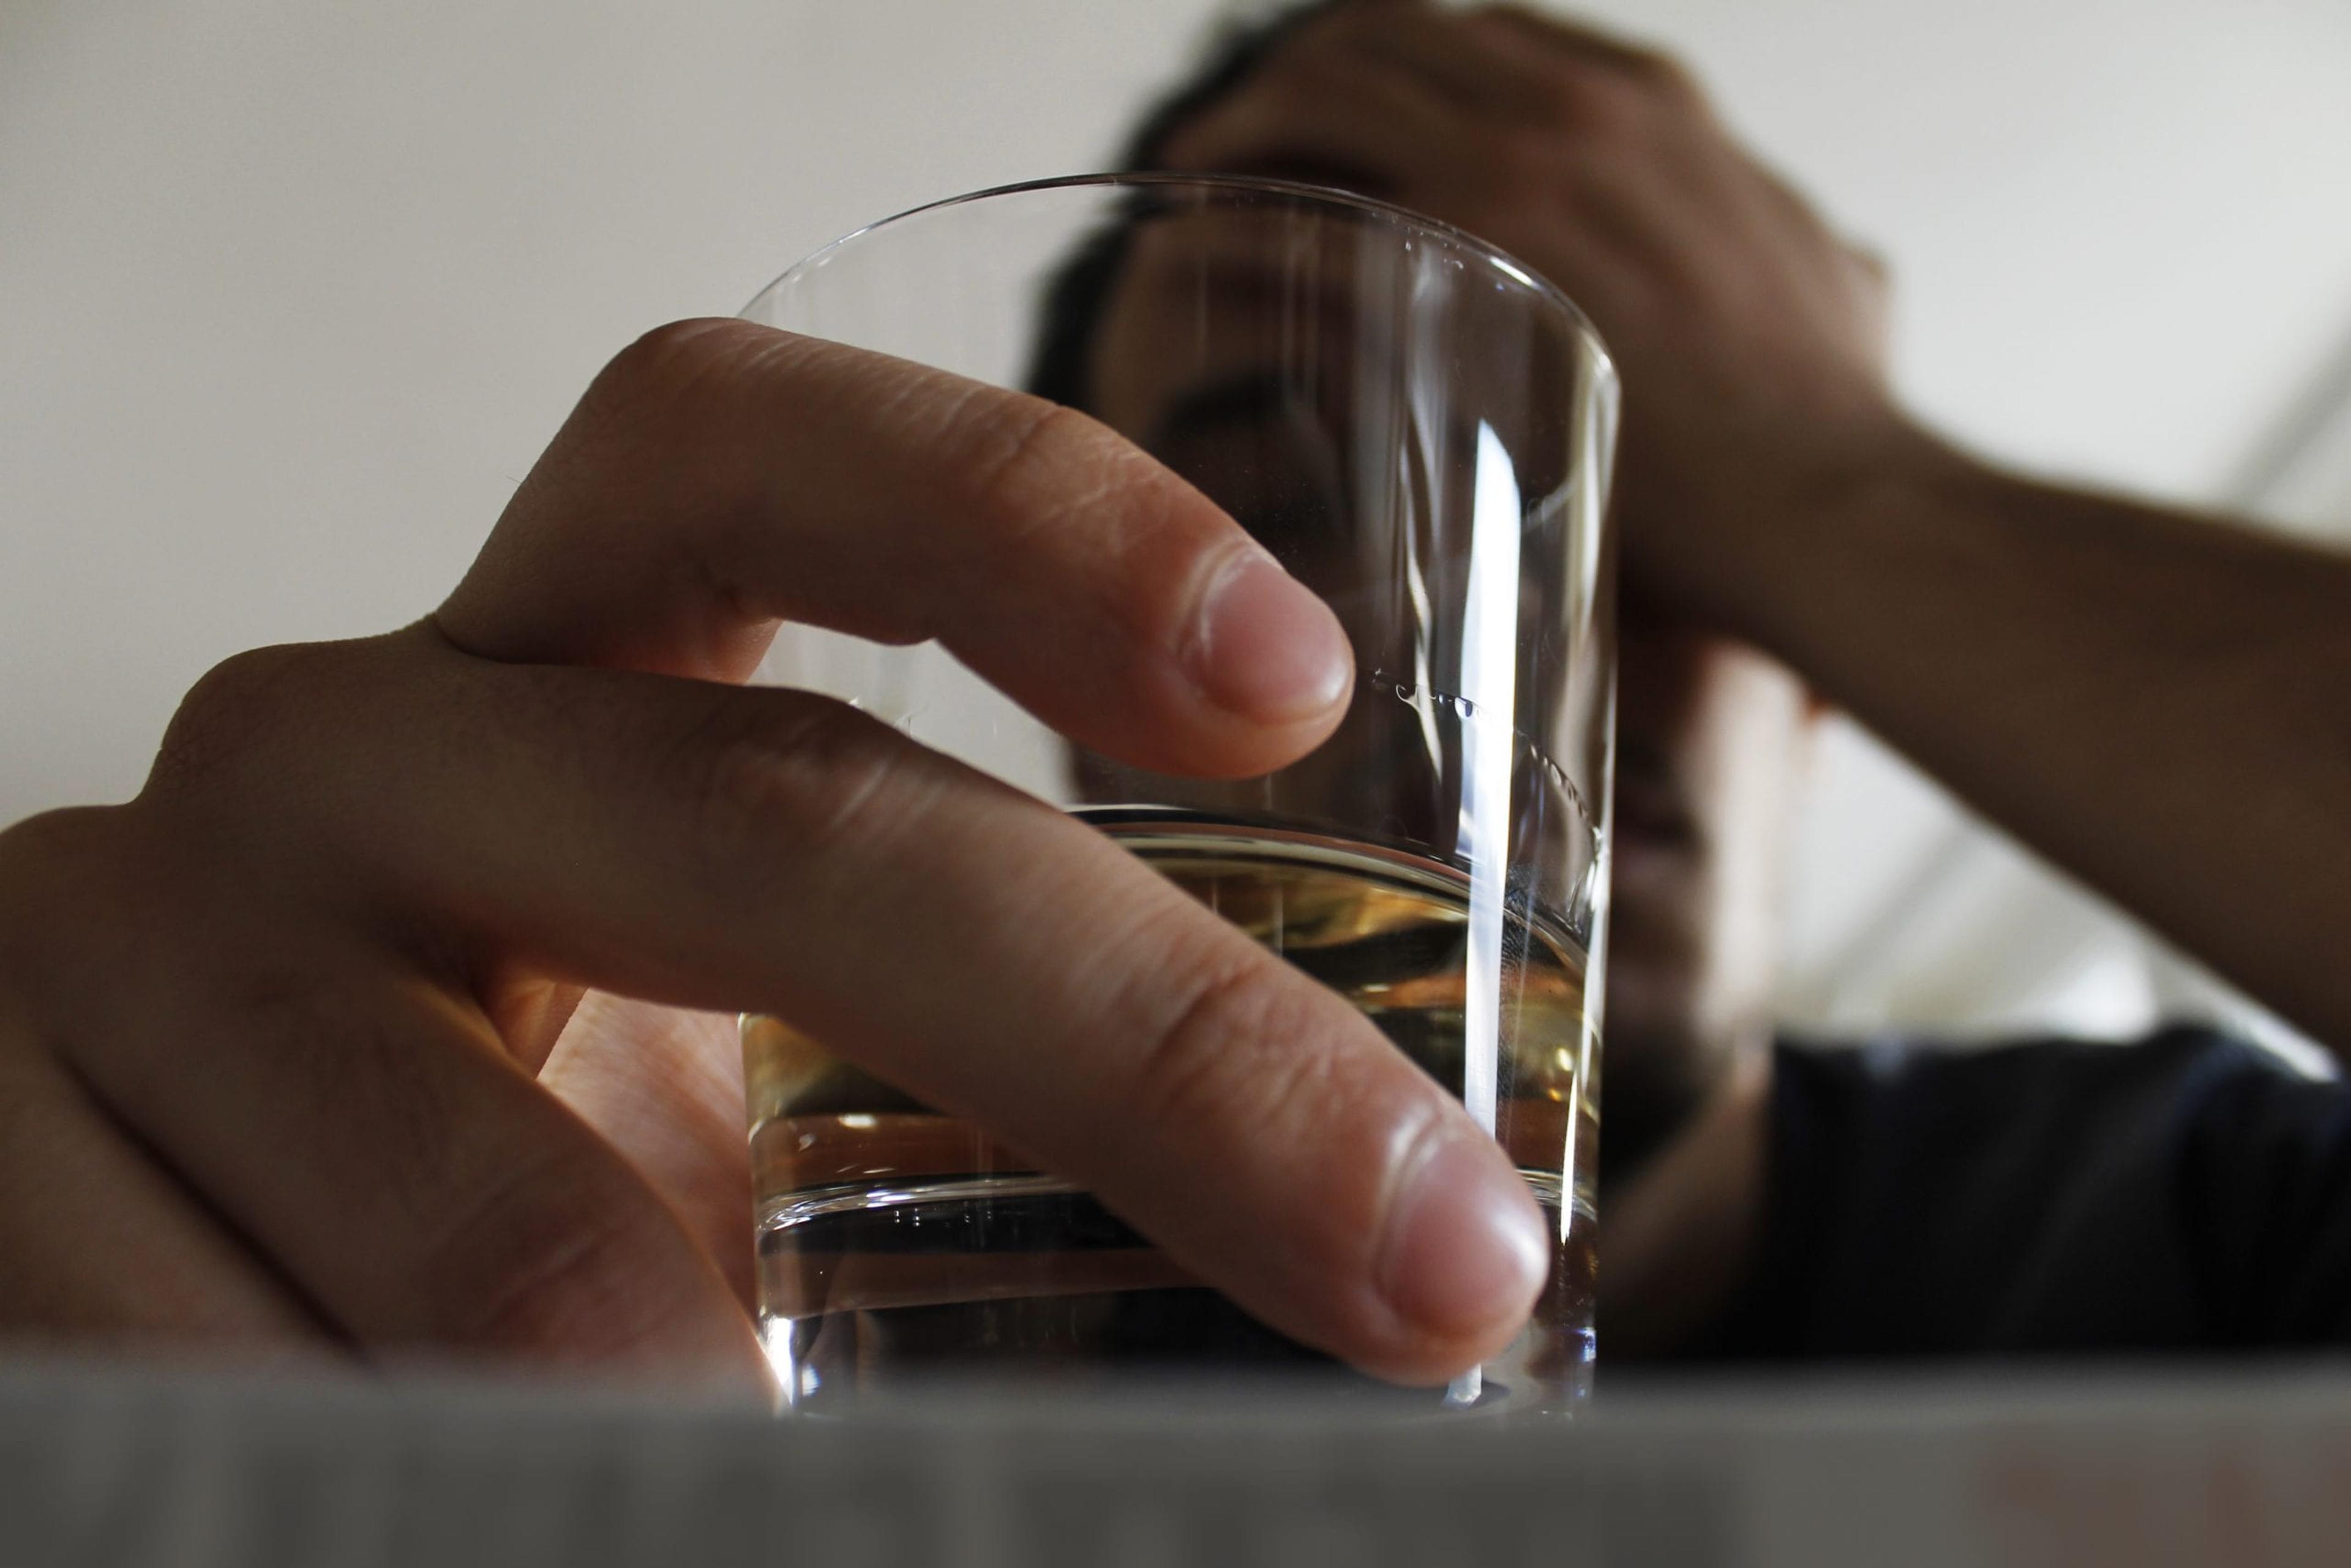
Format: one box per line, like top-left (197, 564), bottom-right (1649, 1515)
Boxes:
top-left (579, 318), bottom-right (784, 446)
top-left (149, 643), bottom-right (319, 793)
top-left (1537, 47), bottom-right (1704, 137)
top-left (550, 318), bottom-right (812, 533)
top-left (954, 396), bottom-right (1122, 546)
top-left (679, 694), bottom-right (937, 905)
top-left (1625, 46), bottom-right (1701, 100)
top-left (1566, 69), bottom-right (1655, 138)
top-left (1132, 942), bottom-right (1346, 1147)
top-left (593, 318), bottom-right (770, 404)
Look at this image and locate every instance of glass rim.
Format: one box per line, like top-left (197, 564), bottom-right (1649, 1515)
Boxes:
top-left (743, 170), bottom-right (1616, 384)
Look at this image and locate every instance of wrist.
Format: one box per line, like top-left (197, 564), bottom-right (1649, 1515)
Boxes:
top-left (1638, 411), bottom-right (1983, 647)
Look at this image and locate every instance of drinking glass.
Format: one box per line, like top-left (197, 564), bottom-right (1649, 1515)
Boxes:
top-left (738, 174), bottom-right (1617, 1414)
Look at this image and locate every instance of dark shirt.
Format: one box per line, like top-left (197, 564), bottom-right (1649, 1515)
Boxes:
top-left (1722, 1026), bottom-right (2351, 1357)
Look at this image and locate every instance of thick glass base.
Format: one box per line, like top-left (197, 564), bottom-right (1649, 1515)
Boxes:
top-left (758, 1173), bottom-right (1594, 1417)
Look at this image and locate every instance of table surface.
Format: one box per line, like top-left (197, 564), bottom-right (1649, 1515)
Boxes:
top-left (7, 1357), bottom-right (2350, 1567)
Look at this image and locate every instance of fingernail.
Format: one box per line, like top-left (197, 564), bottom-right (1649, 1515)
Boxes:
top-left (1377, 1132), bottom-right (1550, 1341)
top-left (1187, 552), bottom-right (1353, 723)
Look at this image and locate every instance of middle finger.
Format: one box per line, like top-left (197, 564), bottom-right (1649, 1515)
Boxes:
top-left (266, 643), bottom-right (1550, 1385)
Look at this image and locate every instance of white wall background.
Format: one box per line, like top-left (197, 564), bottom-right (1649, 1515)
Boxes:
top-left (7, 0), bottom-right (2351, 1043)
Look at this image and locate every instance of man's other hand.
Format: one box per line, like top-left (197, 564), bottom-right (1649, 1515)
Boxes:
top-left (1161, 1), bottom-right (1918, 626)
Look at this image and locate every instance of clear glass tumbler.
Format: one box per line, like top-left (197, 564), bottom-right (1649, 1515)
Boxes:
top-left (738, 174), bottom-right (1617, 1414)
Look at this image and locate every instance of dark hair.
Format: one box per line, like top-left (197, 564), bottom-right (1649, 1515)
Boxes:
top-left (1026, 1), bottom-right (1349, 411)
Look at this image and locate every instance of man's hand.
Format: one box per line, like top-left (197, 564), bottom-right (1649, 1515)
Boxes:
top-left (1160, 1), bottom-right (1914, 624)
top-left (1171, 3), bottom-right (2351, 1060)
top-left (0, 320), bottom-right (1551, 1387)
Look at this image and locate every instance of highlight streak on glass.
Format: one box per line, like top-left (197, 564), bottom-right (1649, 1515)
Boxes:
top-left (1447, 422), bottom-right (1523, 1409)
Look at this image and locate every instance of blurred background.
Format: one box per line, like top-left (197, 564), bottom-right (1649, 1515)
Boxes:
top-left (6, 0), bottom-right (2350, 1052)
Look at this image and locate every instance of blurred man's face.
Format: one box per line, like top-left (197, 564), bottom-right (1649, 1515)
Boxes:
top-left (1606, 610), bottom-right (1812, 1174)
top-left (1077, 204), bottom-right (1815, 1182)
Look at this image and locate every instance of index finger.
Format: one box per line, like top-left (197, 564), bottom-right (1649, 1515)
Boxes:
top-left (438, 320), bottom-right (1355, 781)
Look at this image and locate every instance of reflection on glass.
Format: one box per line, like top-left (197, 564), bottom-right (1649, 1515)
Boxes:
top-left (737, 176), bottom-right (1617, 1416)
